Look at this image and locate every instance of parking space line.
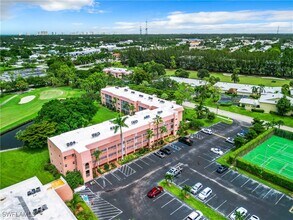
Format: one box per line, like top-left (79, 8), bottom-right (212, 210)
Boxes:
top-left (148, 153), bottom-right (158, 160)
top-left (103, 176), bottom-right (113, 185)
top-left (227, 207), bottom-right (237, 218)
top-left (161, 198), bottom-right (176, 208)
top-left (182, 213), bottom-right (192, 220)
top-left (230, 174), bottom-right (240, 182)
top-left (144, 155), bottom-right (156, 163)
top-left (198, 155), bottom-right (212, 162)
top-left (275, 194), bottom-right (284, 205)
top-left (178, 179), bottom-right (190, 186)
top-left (110, 172), bottom-right (121, 181)
top-left (140, 158), bottom-right (149, 165)
top-left (215, 200), bottom-right (227, 210)
top-left (205, 194), bottom-right (216, 204)
top-left (240, 179), bottom-right (250, 187)
top-left (132, 161), bottom-right (143, 169)
top-left (251, 184), bottom-right (259, 193)
top-left (221, 170), bottom-right (231, 178)
top-left (170, 204), bottom-right (184, 215)
top-left (94, 179), bottom-right (104, 189)
top-left (204, 161), bottom-right (215, 169)
top-left (262, 189), bottom-right (272, 199)
top-left (153, 192), bottom-right (167, 202)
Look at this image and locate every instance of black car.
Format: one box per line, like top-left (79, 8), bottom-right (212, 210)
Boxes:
top-left (216, 165), bottom-right (228, 174)
top-left (178, 137), bottom-right (193, 146)
top-left (160, 147), bottom-right (172, 155)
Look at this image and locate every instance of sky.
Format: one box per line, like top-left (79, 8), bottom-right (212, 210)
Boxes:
top-left (1, 0), bottom-right (293, 34)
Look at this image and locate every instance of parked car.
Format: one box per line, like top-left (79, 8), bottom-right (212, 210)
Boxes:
top-left (179, 137), bottom-right (193, 146)
top-left (160, 147), bottom-right (172, 155)
top-left (237, 129), bottom-right (248, 138)
top-left (154, 151), bottom-right (165, 158)
top-left (210, 147), bottom-right (224, 155)
top-left (166, 164), bottom-right (183, 177)
top-left (226, 137), bottom-right (235, 144)
top-left (186, 210), bottom-right (203, 220)
top-left (190, 182), bottom-right (203, 195)
top-left (198, 187), bottom-right (212, 200)
top-left (147, 186), bottom-right (164, 198)
top-left (230, 207), bottom-right (248, 220)
top-left (201, 128), bottom-right (213, 135)
top-left (216, 165), bottom-right (228, 174)
top-left (249, 215), bottom-right (260, 220)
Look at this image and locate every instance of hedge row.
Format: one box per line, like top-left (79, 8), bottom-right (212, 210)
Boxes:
top-left (251, 108), bottom-right (265, 113)
top-left (236, 158), bottom-right (293, 191)
top-left (228, 128), bottom-right (275, 164)
top-left (275, 128), bottom-right (293, 140)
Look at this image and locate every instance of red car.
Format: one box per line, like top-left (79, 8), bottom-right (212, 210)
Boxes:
top-left (147, 186), bottom-right (164, 198)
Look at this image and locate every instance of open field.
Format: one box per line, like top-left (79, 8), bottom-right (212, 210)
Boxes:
top-left (0, 148), bottom-right (54, 189)
top-left (0, 87), bottom-right (85, 133)
top-left (243, 135), bottom-right (293, 180)
top-left (166, 69), bottom-right (291, 87)
top-left (91, 104), bottom-right (119, 124)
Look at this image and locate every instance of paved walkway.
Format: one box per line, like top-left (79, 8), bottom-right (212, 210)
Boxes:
top-left (183, 101), bottom-right (293, 132)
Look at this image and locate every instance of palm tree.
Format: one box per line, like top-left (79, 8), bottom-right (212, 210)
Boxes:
top-left (129, 104), bottom-right (135, 116)
top-left (160, 125), bottom-right (168, 142)
top-left (112, 114), bottom-right (128, 160)
top-left (235, 211), bottom-right (245, 220)
top-left (153, 115), bottom-right (163, 146)
top-left (177, 121), bottom-right (188, 137)
top-left (276, 120), bottom-right (284, 129)
top-left (181, 185), bottom-right (191, 198)
top-left (93, 149), bottom-right (102, 168)
top-left (252, 86), bottom-right (258, 95)
top-left (146, 129), bottom-right (154, 148)
top-left (258, 84), bottom-right (265, 96)
top-left (67, 194), bottom-right (80, 214)
top-left (231, 68), bottom-right (240, 83)
top-left (165, 174), bottom-right (174, 186)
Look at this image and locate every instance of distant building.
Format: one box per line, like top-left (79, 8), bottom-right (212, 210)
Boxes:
top-left (103, 67), bottom-right (132, 78)
top-left (38, 31), bottom-right (48, 36)
top-left (48, 87), bottom-right (183, 182)
top-left (0, 176), bottom-right (76, 220)
top-left (68, 48), bottom-right (100, 57)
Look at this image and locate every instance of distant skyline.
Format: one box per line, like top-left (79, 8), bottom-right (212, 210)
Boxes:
top-left (1, 0), bottom-right (293, 35)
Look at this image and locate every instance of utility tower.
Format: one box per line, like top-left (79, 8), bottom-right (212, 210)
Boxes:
top-left (145, 20), bottom-right (148, 35)
top-left (140, 25), bottom-right (142, 36)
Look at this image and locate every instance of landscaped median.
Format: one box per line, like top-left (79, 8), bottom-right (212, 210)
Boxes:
top-left (159, 180), bottom-right (227, 220)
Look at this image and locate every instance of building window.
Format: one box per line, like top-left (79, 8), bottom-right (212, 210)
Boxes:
top-left (64, 156), bottom-right (67, 159)
top-left (65, 164), bottom-right (67, 167)
top-left (86, 170), bottom-right (90, 177)
top-left (73, 161), bottom-right (75, 164)
top-left (171, 119), bottom-right (174, 122)
top-left (85, 163), bottom-right (89, 169)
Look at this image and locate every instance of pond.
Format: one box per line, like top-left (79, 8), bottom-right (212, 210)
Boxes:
top-left (0, 122), bottom-right (33, 151)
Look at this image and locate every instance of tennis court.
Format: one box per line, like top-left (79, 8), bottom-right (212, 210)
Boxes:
top-left (243, 135), bottom-right (293, 180)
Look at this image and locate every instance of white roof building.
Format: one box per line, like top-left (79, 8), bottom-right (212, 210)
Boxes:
top-left (0, 177), bottom-right (76, 220)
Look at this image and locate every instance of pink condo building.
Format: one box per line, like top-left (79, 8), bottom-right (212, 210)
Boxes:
top-left (48, 86), bottom-right (184, 182)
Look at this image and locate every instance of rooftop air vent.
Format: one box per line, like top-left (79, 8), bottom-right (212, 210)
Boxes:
top-left (124, 89), bottom-right (128, 92)
top-left (144, 115), bottom-right (150, 119)
top-left (139, 94), bottom-right (143, 97)
top-left (157, 110), bottom-right (163, 114)
top-left (160, 100), bottom-right (165, 103)
top-left (66, 141), bottom-right (76, 147)
top-left (148, 97), bottom-right (153, 100)
top-left (92, 132), bottom-right (100, 138)
top-left (131, 91), bottom-right (135, 94)
top-left (110, 126), bottom-right (115, 130)
top-left (115, 86), bottom-right (119, 89)
top-left (131, 120), bottom-right (138, 125)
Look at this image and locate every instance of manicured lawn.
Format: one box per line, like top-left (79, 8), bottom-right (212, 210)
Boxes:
top-left (159, 180), bottom-right (226, 220)
top-left (166, 69), bottom-right (290, 87)
top-left (90, 104), bottom-right (119, 124)
top-left (0, 87), bottom-right (85, 133)
top-left (0, 148), bottom-right (54, 189)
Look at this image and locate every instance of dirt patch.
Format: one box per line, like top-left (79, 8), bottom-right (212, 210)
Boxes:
top-left (18, 95), bottom-right (36, 104)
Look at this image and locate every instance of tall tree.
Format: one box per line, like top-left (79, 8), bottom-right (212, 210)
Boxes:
top-left (93, 150), bottom-right (102, 168)
top-left (231, 68), bottom-right (240, 83)
top-left (276, 96), bottom-right (292, 116)
top-left (146, 129), bottom-right (154, 148)
top-left (129, 104), bottom-right (135, 116)
top-left (160, 125), bottom-right (168, 141)
top-left (153, 115), bottom-right (163, 146)
top-left (113, 114), bottom-right (129, 160)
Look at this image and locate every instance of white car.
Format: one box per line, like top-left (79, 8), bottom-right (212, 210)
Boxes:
top-left (210, 147), bottom-right (224, 155)
top-left (226, 137), bottom-right (235, 144)
top-left (201, 128), bottom-right (213, 135)
top-left (198, 187), bottom-right (212, 200)
top-left (186, 210), bottom-right (203, 220)
top-left (249, 215), bottom-right (260, 220)
top-left (166, 166), bottom-right (182, 177)
top-left (190, 182), bottom-right (203, 195)
top-left (230, 207), bottom-right (248, 220)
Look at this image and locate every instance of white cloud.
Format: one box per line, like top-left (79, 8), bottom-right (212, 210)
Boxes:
top-left (1, 0), bottom-right (96, 20)
top-left (114, 10), bottom-right (293, 33)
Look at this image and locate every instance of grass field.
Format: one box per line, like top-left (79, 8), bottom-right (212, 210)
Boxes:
top-left (166, 69), bottom-right (290, 87)
top-left (0, 87), bottom-right (85, 133)
top-left (0, 148), bottom-right (55, 189)
top-left (91, 104), bottom-right (119, 124)
top-left (243, 135), bottom-right (293, 180)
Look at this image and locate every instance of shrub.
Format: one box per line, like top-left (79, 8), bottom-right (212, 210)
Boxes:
top-left (104, 163), bottom-right (110, 171)
top-left (65, 171), bottom-right (84, 189)
top-left (219, 102), bottom-right (233, 106)
top-left (97, 168), bottom-right (103, 174)
top-left (44, 163), bottom-right (60, 178)
top-left (251, 109), bottom-right (265, 113)
top-left (189, 119), bottom-right (204, 130)
top-left (236, 158), bottom-right (293, 191)
top-left (275, 129), bottom-right (293, 140)
top-left (207, 112), bottom-right (216, 121)
top-left (110, 162), bottom-right (117, 169)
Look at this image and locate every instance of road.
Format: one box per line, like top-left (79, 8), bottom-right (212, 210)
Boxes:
top-left (183, 101), bottom-right (293, 132)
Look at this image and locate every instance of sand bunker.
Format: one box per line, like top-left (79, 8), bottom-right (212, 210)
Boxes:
top-left (19, 95), bottom-right (36, 104)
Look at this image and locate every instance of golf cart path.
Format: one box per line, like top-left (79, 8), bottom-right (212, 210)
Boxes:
top-left (183, 101), bottom-right (293, 132)
top-left (0, 95), bottom-right (18, 106)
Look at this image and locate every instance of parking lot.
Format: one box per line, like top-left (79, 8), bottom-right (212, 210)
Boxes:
top-left (82, 121), bottom-right (293, 220)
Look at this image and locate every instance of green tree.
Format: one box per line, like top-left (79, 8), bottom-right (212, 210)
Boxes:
top-left (197, 69), bottom-right (210, 79)
top-left (181, 185), bottom-right (191, 198)
top-left (93, 150), bottom-right (102, 168)
top-left (131, 68), bottom-right (151, 84)
top-left (161, 93), bottom-right (169, 100)
top-left (177, 121), bottom-right (188, 137)
top-left (175, 68), bottom-right (190, 78)
top-left (276, 96), bottom-right (292, 116)
top-left (170, 55), bottom-right (177, 69)
top-left (281, 84), bottom-right (291, 96)
top-left (235, 211), bottom-right (245, 220)
top-left (65, 171), bottom-right (84, 189)
top-left (174, 83), bottom-right (193, 105)
top-left (165, 173), bottom-right (174, 186)
top-left (113, 114), bottom-right (129, 160)
top-left (257, 84), bottom-right (265, 96)
top-left (231, 68), bottom-right (240, 83)
top-left (160, 125), bottom-right (168, 141)
top-left (208, 76), bottom-right (220, 85)
top-left (275, 120), bottom-right (284, 129)
top-left (234, 136), bottom-right (246, 149)
top-left (153, 115), bottom-right (163, 146)
top-left (207, 112), bottom-right (216, 121)
top-left (289, 80), bottom-right (293, 88)
top-left (129, 104), bottom-right (135, 116)
top-left (146, 129), bottom-right (154, 148)
top-left (15, 78), bottom-right (29, 91)
top-left (16, 121), bottom-right (57, 149)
